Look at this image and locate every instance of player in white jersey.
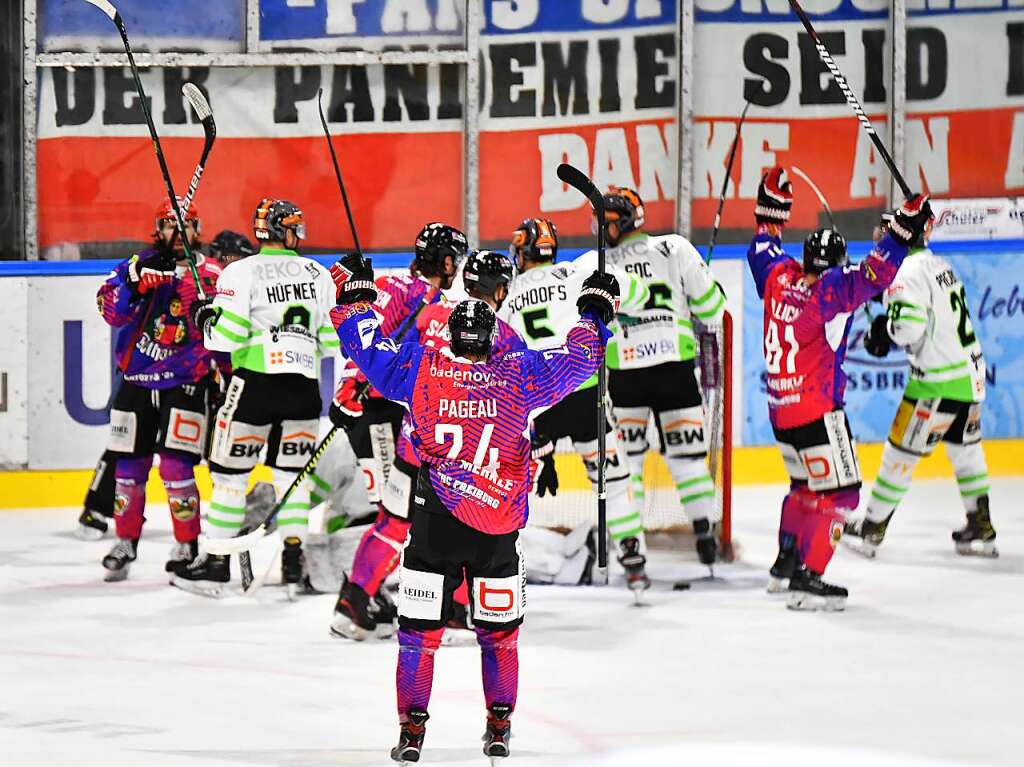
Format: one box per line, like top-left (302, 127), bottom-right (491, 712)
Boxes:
top-left (177, 198), bottom-right (341, 596)
top-left (592, 188), bottom-right (727, 567)
top-left (500, 218), bottom-right (653, 591)
top-left (845, 215), bottom-right (996, 557)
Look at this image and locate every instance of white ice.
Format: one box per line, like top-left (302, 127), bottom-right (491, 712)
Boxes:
top-left (1, 478), bottom-right (1022, 767)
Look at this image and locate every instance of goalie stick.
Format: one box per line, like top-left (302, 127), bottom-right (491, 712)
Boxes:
top-left (556, 163), bottom-right (609, 575)
top-left (82, 0), bottom-right (208, 298)
top-left (786, 0), bottom-right (912, 199)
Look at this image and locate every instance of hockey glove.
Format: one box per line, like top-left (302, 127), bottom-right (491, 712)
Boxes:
top-left (755, 167), bottom-right (793, 225)
top-left (330, 253), bottom-right (377, 305)
top-left (128, 250), bottom-right (177, 294)
top-left (190, 298), bottom-right (221, 336)
top-left (577, 271), bottom-right (620, 325)
top-left (864, 314), bottom-right (893, 358)
top-left (329, 376), bottom-right (366, 429)
top-left (887, 194), bottom-right (933, 247)
top-left (531, 434), bottom-right (559, 498)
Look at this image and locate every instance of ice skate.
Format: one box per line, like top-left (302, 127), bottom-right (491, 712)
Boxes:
top-left (482, 703), bottom-right (512, 763)
top-left (842, 513), bottom-right (891, 559)
top-left (164, 539), bottom-right (199, 574)
top-left (953, 497), bottom-right (998, 558)
top-left (693, 518), bottom-right (718, 571)
top-left (330, 574), bottom-right (376, 640)
top-left (171, 553), bottom-right (231, 598)
top-left (102, 538), bottom-right (137, 582)
top-left (74, 508), bottom-right (109, 541)
top-left (786, 566), bottom-right (847, 612)
top-left (390, 709), bottom-right (428, 764)
top-left (372, 588), bottom-right (398, 639)
top-left (767, 545), bottom-right (798, 594)
top-left (616, 536), bottom-right (650, 602)
top-left (280, 536), bottom-right (308, 600)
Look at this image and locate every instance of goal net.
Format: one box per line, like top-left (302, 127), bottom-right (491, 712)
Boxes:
top-left (527, 312), bottom-right (734, 559)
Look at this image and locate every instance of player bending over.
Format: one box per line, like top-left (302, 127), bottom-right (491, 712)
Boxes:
top-left (180, 198), bottom-right (339, 597)
top-left (328, 223), bottom-right (466, 629)
top-left (845, 213), bottom-right (996, 557)
top-left (499, 217), bottom-right (651, 591)
top-left (95, 199), bottom-right (223, 580)
top-left (592, 189), bottom-right (728, 570)
top-left (331, 249), bottom-right (524, 639)
top-left (330, 252), bottom-right (617, 764)
top-left (747, 167), bottom-right (932, 610)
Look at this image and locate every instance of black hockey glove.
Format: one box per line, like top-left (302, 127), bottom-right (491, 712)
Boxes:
top-left (577, 270), bottom-right (620, 325)
top-left (887, 194), bottom-right (932, 247)
top-left (864, 314), bottom-right (893, 358)
top-left (531, 434), bottom-right (559, 498)
top-left (330, 252), bottom-right (377, 305)
top-left (127, 249), bottom-right (177, 295)
top-left (755, 167), bottom-right (793, 225)
top-left (190, 298), bottom-right (221, 336)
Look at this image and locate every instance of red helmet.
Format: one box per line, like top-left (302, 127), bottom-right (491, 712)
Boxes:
top-left (154, 197), bottom-right (201, 235)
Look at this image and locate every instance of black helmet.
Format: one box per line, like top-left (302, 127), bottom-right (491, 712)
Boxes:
top-left (414, 222), bottom-right (468, 278)
top-left (254, 198), bottom-right (306, 243)
top-left (210, 230), bottom-right (258, 263)
top-left (463, 250), bottom-right (516, 302)
top-left (803, 228), bottom-right (848, 275)
top-left (510, 218), bottom-right (558, 263)
top-left (448, 299), bottom-right (497, 358)
top-left (599, 187), bottom-right (645, 241)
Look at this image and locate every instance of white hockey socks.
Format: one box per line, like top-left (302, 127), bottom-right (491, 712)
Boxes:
top-left (207, 472), bottom-right (249, 538)
top-left (945, 442), bottom-right (990, 512)
top-left (272, 467), bottom-right (311, 544)
top-left (866, 441), bottom-right (920, 523)
top-left (665, 455), bottom-right (715, 524)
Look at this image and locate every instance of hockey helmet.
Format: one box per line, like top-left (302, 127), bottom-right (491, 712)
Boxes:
top-left (210, 230), bottom-right (258, 263)
top-left (154, 197), bottom-right (200, 236)
top-left (253, 198), bottom-right (306, 243)
top-left (803, 228), bottom-right (848, 276)
top-left (463, 250), bottom-right (516, 303)
top-left (414, 223), bottom-right (468, 278)
top-left (510, 218), bottom-right (558, 264)
top-left (448, 299), bottom-right (497, 358)
top-left (598, 187), bottom-right (645, 242)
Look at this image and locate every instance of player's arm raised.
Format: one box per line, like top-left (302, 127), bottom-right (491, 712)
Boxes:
top-left (747, 167), bottom-right (794, 299)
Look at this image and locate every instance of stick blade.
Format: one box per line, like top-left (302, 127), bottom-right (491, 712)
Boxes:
top-left (182, 82), bottom-right (212, 121)
top-left (83, 0), bottom-right (118, 20)
top-left (556, 163), bottom-right (604, 212)
top-left (200, 526), bottom-right (267, 556)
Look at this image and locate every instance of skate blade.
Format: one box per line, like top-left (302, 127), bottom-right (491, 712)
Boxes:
top-left (841, 537), bottom-right (878, 559)
top-left (375, 622), bottom-right (397, 640)
top-left (329, 618), bottom-right (371, 642)
top-left (103, 565), bottom-right (130, 582)
top-left (74, 525), bottom-right (107, 542)
top-left (285, 583), bottom-right (299, 601)
top-left (766, 576), bottom-right (789, 594)
top-left (170, 576), bottom-right (232, 599)
top-left (786, 592), bottom-right (847, 612)
top-left (956, 541), bottom-right (999, 558)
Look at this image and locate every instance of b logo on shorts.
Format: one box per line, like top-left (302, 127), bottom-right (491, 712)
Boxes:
top-left (474, 574), bottom-right (523, 624)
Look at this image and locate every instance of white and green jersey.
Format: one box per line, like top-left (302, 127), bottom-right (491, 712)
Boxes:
top-left (884, 248), bottom-right (985, 403)
top-left (498, 250), bottom-right (649, 390)
top-left (595, 232), bottom-right (726, 370)
top-left (205, 247), bottom-right (340, 378)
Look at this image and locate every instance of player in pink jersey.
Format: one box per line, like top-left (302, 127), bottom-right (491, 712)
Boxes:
top-left (747, 167), bottom-right (932, 610)
top-left (329, 251), bottom-right (616, 764)
top-left (331, 249), bottom-right (525, 640)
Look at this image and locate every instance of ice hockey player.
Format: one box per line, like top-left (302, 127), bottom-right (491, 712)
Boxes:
top-left (207, 229), bottom-right (258, 267)
top-left (331, 248), bottom-right (522, 639)
top-left (178, 198), bottom-right (340, 596)
top-left (500, 217), bottom-right (651, 592)
top-left (94, 199), bottom-right (222, 580)
top-left (329, 223), bottom-right (466, 629)
top-left (329, 250), bottom-right (617, 764)
top-left (747, 166), bottom-right (932, 609)
top-left (588, 190), bottom-right (728, 571)
top-left (845, 212), bottom-right (996, 557)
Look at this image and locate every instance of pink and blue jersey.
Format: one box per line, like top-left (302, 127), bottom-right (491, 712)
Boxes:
top-left (333, 303), bottom-right (607, 534)
top-left (747, 230), bottom-right (907, 429)
top-left (97, 252), bottom-right (225, 389)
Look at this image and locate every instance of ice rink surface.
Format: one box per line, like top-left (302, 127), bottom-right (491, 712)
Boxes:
top-left (1, 478), bottom-right (1021, 767)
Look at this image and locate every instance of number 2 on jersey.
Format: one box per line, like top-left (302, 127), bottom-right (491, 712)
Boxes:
top-left (434, 423), bottom-right (499, 466)
top-left (949, 287), bottom-right (977, 347)
top-left (764, 320), bottom-right (799, 374)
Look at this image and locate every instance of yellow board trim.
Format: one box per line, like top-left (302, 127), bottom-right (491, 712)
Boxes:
top-left (1, 440), bottom-right (1021, 510)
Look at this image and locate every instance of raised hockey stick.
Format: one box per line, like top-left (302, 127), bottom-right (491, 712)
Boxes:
top-left (556, 163), bottom-right (609, 573)
top-left (706, 100), bottom-right (751, 264)
top-left (82, 0), bottom-right (207, 299)
top-left (180, 83), bottom-right (216, 216)
top-left (790, 165), bottom-right (838, 230)
top-left (786, 0), bottom-right (911, 199)
top-left (317, 88), bottom-right (363, 253)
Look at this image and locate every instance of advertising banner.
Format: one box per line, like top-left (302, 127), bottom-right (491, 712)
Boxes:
top-left (742, 245), bottom-right (1024, 446)
top-left (929, 198), bottom-right (1024, 241)
top-left (0, 279), bottom-right (29, 468)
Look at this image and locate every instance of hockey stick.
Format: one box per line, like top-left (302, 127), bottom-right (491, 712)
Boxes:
top-left (790, 165), bottom-right (837, 230)
top-left (180, 83), bottom-right (216, 216)
top-left (706, 101), bottom-right (751, 264)
top-left (82, 0), bottom-right (207, 299)
top-left (317, 88), bottom-right (363, 253)
top-left (786, 0), bottom-right (911, 199)
top-left (556, 163), bottom-right (609, 573)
